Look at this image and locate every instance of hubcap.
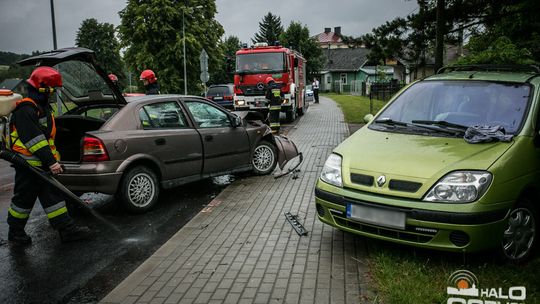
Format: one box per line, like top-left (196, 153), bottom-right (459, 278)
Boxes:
top-left (253, 145), bottom-right (274, 172)
top-left (502, 208), bottom-right (536, 260)
top-left (128, 173), bottom-right (155, 208)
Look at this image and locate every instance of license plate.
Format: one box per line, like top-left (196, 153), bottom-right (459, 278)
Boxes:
top-left (213, 96), bottom-right (223, 100)
top-left (346, 203), bottom-right (406, 230)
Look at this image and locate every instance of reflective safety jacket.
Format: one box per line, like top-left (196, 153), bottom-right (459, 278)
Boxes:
top-left (266, 83), bottom-right (283, 108)
top-left (9, 98), bottom-right (59, 167)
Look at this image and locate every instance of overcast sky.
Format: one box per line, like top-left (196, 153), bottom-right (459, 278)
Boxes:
top-left (0, 0), bottom-right (418, 54)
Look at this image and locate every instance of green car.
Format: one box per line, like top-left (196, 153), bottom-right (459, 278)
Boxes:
top-left (315, 65), bottom-right (540, 262)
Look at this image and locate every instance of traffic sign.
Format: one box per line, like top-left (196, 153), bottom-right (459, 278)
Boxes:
top-left (200, 71), bottom-right (209, 83)
top-left (199, 49), bottom-right (208, 72)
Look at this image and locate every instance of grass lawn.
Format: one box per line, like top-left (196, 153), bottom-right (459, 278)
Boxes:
top-left (322, 93), bottom-right (387, 124)
top-left (323, 93), bottom-right (540, 304)
top-left (366, 240), bottom-right (540, 303)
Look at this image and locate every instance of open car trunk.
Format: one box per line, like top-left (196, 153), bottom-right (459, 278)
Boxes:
top-left (55, 115), bottom-right (106, 162)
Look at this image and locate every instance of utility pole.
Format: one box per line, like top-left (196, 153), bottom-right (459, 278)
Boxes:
top-left (435, 0), bottom-right (444, 73)
top-left (50, 0), bottom-right (57, 50)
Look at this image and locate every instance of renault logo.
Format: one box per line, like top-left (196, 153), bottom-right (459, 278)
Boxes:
top-left (376, 175), bottom-right (386, 187)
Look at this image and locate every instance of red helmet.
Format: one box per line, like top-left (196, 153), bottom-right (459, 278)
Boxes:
top-left (140, 69), bottom-right (157, 84)
top-left (27, 66), bottom-right (62, 89)
top-left (108, 73), bottom-right (118, 82)
top-left (264, 77), bottom-right (275, 84)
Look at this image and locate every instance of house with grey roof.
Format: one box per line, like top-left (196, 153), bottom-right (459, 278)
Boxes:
top-left (319, 48), bottom-right (392, 93)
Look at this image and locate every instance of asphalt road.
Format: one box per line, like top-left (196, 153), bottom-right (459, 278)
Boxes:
top-left (0, 118), bottom-right (298, 304)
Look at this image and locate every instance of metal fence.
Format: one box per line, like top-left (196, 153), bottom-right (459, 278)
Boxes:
top-left (367, 82), bottom-right (405, 101)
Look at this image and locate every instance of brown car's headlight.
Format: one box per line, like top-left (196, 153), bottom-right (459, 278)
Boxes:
top-left (424, 171), bottom-right (492, 203)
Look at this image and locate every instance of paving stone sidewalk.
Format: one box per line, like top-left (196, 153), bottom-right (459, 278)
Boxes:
top-left (101, 96), bottom-right (372, 304)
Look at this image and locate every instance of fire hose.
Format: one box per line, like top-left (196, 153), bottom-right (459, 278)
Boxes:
top-left (0, 148), bottom-right (120, 232)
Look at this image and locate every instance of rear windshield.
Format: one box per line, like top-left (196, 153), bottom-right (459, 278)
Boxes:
top-left (207, 86), bottom-right (232, 96)
top-left (375, 80), bottom-right (531, 134)
top-left (55, 60), bottom-right (112, 98)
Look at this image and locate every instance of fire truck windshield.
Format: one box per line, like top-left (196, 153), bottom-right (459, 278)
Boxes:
top-left (236, 53), bottom-right (285, 74)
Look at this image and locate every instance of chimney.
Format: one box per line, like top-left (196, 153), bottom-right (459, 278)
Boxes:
top-left (334, 26), bottom-right (341, 36)
top-left (324, 27), bottom-right (331, 34)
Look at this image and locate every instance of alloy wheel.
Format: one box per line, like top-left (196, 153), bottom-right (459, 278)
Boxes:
top-left (127, 172), bottom-right (156, 208)
top-left (253, 145), bottom-right (275, 172)
top-left (502, 207), bottom-right (536, 260)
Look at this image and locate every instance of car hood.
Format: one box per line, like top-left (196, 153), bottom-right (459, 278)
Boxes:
top-left (335, 127), bottom-right (514, 199)
top-left (18, 47), bottom-right (126, 106)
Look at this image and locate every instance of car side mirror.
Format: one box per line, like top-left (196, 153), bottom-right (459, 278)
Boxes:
top-left (364, 114), bottom-right (374, 123)
top-left (231, 115), bottom-right (242, 128)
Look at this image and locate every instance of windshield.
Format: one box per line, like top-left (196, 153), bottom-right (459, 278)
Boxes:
top-left (55, 60), bottom-right (113, 99)
top-left (374, 80), bottom-right (531, 134)
top-left (207, 86), bottom-right (232, 96)
top-left (236, 52), bottom-right (285, 73)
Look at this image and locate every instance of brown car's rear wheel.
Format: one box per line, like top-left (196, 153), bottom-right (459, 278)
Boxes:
top-left (252, 141), bottom-right (277, 175)
top-left (118, 166), bottom-right (160, 213)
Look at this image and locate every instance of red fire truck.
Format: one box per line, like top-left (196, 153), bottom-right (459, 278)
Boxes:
top-left (233, 43), bottom-right (307, 122)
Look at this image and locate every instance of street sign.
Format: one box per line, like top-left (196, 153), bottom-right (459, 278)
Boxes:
top-left (199, 49), bottom-right (208, 73)
top-left (200, 71), bottom-right (209, 83)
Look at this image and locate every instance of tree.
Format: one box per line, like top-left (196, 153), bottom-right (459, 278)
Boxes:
top-left (252, 12), bottom-right (283, 45)
top-left (210, 36), bottom-right (241, 85)
top-left (119, 0), bottom-right (224, 94)
top-left (458, 36), bottom-right (535, 65)
top-left (76, 18), bottom-right (125, 87)
top-left (280, 21), bottom-right (323, 78)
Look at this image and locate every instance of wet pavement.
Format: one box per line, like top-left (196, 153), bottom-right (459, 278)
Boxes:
top-left (0, 119), bottom-right (297, 304)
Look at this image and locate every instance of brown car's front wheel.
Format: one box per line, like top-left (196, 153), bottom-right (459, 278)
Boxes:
top-left (252, 141), bottom-right (277, 175)
top-left (118, 166), bottom-right (160, 213)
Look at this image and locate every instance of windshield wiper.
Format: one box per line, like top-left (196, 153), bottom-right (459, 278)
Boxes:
top-left (375, 118), bottom-right (463, 135)
top-left (411, 120), bottom-right (468, 131)
top-left (374, 118), bottom-right (409, 127)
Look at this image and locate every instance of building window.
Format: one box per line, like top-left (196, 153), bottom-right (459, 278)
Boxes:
top-left (340, 73), bottom-right (347, 84)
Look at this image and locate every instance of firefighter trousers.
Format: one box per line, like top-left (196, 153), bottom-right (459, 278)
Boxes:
top-left (7, 165), bottom-right (71, 231)
top-left (268, 105), bottom-right (281, 133)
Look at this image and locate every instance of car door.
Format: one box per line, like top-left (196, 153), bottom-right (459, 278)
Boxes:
top-left (183, 99), bottom-right (251, 175)
top-left (138, 100), bottom-right (203, 181)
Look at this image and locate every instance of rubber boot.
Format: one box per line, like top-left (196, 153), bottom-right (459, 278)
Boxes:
top-left (58, 223), bottom-right (91, 243)
top-left (8, 228), bottom-right (32, 245)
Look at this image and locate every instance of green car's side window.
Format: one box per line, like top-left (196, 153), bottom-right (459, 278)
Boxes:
top-left (139, 101), bottom-right (187, 129)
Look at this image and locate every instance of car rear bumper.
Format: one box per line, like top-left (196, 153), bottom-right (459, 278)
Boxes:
top-left (314, 183), bottom-right (511, 253)
top-left (56, 161), bottom-right (123, 194)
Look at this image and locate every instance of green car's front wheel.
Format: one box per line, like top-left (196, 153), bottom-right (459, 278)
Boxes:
top-left (500, 197), bottom-right (538, 263)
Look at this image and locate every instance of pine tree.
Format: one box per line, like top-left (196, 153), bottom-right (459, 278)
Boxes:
top-left (280, 22), bottom-right (323, 78)
top-left (252, 12), bottom-right (283, 45)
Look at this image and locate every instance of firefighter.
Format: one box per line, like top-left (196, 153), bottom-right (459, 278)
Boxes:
top-left (265, 77), bottom-right (282, 134)
top-left (108, 73), bottom-right (118, 85)
top-left (7, 66), bottom-right (91, 245)
top-left (140, 69), bottom-right (160, 95)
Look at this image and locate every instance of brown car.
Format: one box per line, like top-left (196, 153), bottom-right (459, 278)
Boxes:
top-left (18, 48), bottom-right (300, 213)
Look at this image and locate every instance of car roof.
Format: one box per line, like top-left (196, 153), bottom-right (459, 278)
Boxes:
top-left (426, 65), bottom-right (540, 83)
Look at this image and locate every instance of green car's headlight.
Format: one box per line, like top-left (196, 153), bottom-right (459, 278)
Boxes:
top-left (424, 171), bottom-right (492, 203)
top-left (320, 153), bottom-right (343, 187)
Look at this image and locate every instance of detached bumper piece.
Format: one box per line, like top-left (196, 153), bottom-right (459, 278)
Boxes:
top-left (285, 212), bottom-right (308, 236)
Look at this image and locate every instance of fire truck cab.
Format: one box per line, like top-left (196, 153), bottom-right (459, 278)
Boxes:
top-left (233, 43), bottom-right (307, 122)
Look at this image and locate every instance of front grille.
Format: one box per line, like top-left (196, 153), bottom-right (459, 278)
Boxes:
top-left (351, 173), bottom-right (374, 186)
top-left (388, 180), bottom-right (422, 192)
top-left (449, 231), bottom-right (470, 247)
top-left (331, 210), bottom-right (437, 243)
top-left (237, 85), bottom-right (265, 96)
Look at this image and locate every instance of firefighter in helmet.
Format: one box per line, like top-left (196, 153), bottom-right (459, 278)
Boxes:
top-left (108, 73), bottom-right (118, 85)
top-left (140, 69), bottom-right (160, 95)
top-left (7, 66), bottom-right (91, 245)
top-left (265, 77), bottom-right (282, 133)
